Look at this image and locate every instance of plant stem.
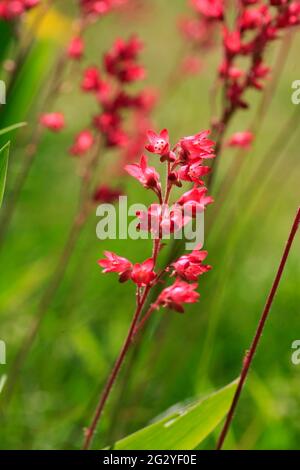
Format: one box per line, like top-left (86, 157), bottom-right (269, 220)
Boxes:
top-left (82, 285), bottom-right (151, 450)
top-left (216, 206), bottom-right (300, 450)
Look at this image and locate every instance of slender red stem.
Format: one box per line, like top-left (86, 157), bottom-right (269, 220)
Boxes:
top-left (82, 285), bottom-right (151, 450)
top-left (216, 207), bottom-right (300, 450)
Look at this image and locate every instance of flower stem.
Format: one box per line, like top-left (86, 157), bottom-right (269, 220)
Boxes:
top-left (82, 285), bottom-right (151, 450)
top-left (216, 206), bottom-right (300, 450)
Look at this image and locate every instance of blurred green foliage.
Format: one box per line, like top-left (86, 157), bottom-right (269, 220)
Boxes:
top-left (0, 0), bottom-right (299, 450)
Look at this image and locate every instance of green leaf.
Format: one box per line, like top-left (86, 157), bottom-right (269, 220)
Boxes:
top-left (112, 379), bottom-right (238, 450)
top-left (0, 141), bottom-right (10, 209)
top-left (0, 122), bottom-right (27, 136)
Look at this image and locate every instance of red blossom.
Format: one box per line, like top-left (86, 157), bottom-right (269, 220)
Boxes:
top-left (67, 36), bottom-right (84, 60)
top-left (93, 185), bottom-right (122, 203)
top-left (227, 131), bottom-right (254, 149)
top-left (39, 113), bottom-right (65, 132)
top-left (192, 0), bottom-right (224, 20)
top-left (145, 129), bottom-right (170, 156)
top-left (131, 258), bottom-right (156, 286)
top-left (178, 162), bottom-right (211, 186)
top-left (172, 250), bottom-right (211, 281)
top-left (178, 187), bottom-right (214, 216)
top-left (178, 130), bottom-right (215, 162)
top-left (125, 155), bottom-right (161, 191)
top-left (0, 0), bottom-right (39, 19)
top-left (104, 36), bottom-right (145, 83)
top-left (98, 251), bottom-right (132, 282)
top-left (70, 130), bottom-right (94, 156)
top-left (137, 204), bottom-right (190, 237)
top-left (157, 280), bottom-right (200, 313)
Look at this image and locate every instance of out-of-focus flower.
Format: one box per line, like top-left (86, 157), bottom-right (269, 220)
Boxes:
top-left (0, 0), bottom-right (40, 20)
top-left (93, 185), bottom-right (122, 203)
top-left (39, 112), bottom-right (65, 132)
top-left (67, 36), bottom-right (84, 60)
top-left (227, 131), bottom-right (254, 149)
top-left (70, 130), bottom-right (94, 156)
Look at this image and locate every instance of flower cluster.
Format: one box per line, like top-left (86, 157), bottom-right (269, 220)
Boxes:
top-left (79, 0), bottom-right (127, 18)
top-left (219, 1), bottom-right (300, 114)
top-left (99, 128), bottom-right (215, 313)
top-left (41, 34), bottom-right (154, 205)
top-left (178, 0), bottom-right (223, 76)
top-left (78, 35), bottom-right (148, 152)
top-left (0, 0), bottom-right (39, 20)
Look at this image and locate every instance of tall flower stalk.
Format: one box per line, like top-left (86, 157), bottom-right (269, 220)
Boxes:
top-left (217, 206), bottom-right (300, 450)
top-left (83, 128), bottom-right (216, 449)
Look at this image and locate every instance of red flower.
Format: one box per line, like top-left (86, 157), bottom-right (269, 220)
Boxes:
top-left (93, 185), bottom-right (122, 203)
top-left (192, 0), bottom-right (224, 20)
top-left (223, 28), bottom-right (242, 56)
top-left (157, 280), bottom-right (200, 313)
top-left (70, 130), bottom-right (94, 156)
top-left (81, 67), bottom-right (102, 92)
top-left (179, 130), bottom-right (215, 162)
top-left (67, 36), bottom-right (84, 60)
top-left (172, 250), bottom-right (211, 281)
top-left (39, 113), bottom-right (65, 132)
top-left (98, 251), bottom-right (132, 282)
top-left (131, 258), bottom-right (156, 286)
top-left (137, 204), bottom-right (190, 238)
top-left (145, 129), bottom-right (170, 156)
top-left (0, 0), bottom-right (39, 19)
top-left (125, 155), bottom-right (160, 191)
top-left (178, 162), bottom-right (211, 186)
top-left (178, 187), bottom-right (214, 216)
top-left (104, 36), bottom-right (145, 83)
top-left (227, 131), bottom-right (254, 149)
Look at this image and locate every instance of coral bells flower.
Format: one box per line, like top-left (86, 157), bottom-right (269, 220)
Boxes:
top-left (131, 258), bottom-right (156, 287)
top-left (40, 113), bottom-right (65, 132)
top-left (104, 36), bottom-right (145, 83)
top-left (172, 250), bottom-right (211, 282)
top-left (81, 67), bottom-right (104, 93)
top-left (67, 36), bottom-right (84, 60)
top-left (0, 0), bottom-right (39, 19)
top-left (145, 129), bottom-right (170, 156)
top-left (157, 280), bottom-right (200, 313)
top-left (80, 0), bottom-right (126, 17)
top-left (178, 130), bottom-right (215, 162)
top-left (227, 131), bottom-right (254, 149)
top-left (137, 204), bottom-right (190, 238)
top-left (178, 187), bottom-right (214, 216)
top-left (93, 185), bottom-right (122, 203)
top-left (192, 0), bottom-right (224, 20)
top-left (70, 130), bottom-right (94, 156)
top-left (178, 162), bottom-right (211, 186)
top-left (98, 251), bottom-right (132, 282)
top-left (125, 155), bottom-right (161, 192)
